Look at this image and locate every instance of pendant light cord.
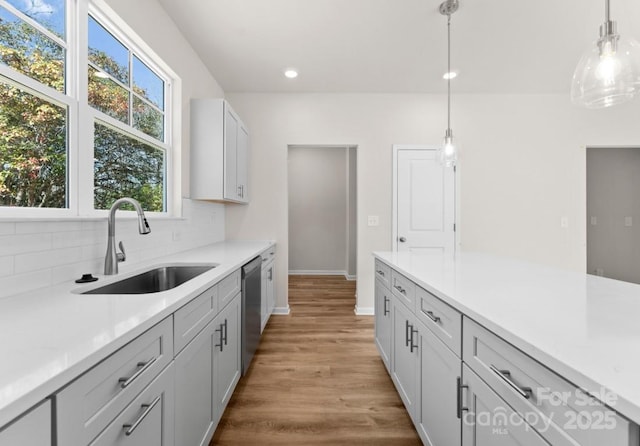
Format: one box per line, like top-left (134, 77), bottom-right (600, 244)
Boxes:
top-left (447, 12), bottom-right (451, 132)
top-left (605, 0), bottom-right (610, 23)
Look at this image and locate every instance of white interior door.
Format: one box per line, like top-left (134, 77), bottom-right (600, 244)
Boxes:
top-left (394, 147), bottom-right (455, 253)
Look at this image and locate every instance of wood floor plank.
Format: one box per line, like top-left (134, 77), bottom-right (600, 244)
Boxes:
top-left (210, 275), bottom-right (421, 445)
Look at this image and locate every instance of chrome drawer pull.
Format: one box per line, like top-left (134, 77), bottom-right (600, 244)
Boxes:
top-left (405, 320), bottom-right (411, 347)
top-left (123, 395), bottom-right (161, 436)
top-left (490, 365), bottom-right (533, 399)
top-left (118, 357), bottom-right (158, 389)
top-left (425, 310), bottom-right (441, 323)
top-left (215, 323), bottom-right (224, 352)
top-left (376, 270), bottom-right (385, 277)
top-left (457, 376), bottom-right (469, 419)
top-left (394, 285), bottom-right (406, 295)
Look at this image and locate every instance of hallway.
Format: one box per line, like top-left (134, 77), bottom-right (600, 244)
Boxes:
top-left (211, 275), bottom-right (420, 445)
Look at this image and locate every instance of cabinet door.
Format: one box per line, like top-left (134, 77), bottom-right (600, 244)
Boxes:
top-left (261, 264), bottom-right (268, 333)
top-left (236, 124), bottom-right (249, 202)
top-left (174, 322), bottom-right (215, 446)
top-left (223, 105), bottom-right (238, 201)
top-left (91, 364), bottom-right (174, 446)
top-left (416, 321), bottom-right (461, 446)
top-left (462, 365), bottom-right (548, 446)
top-left (374, 279), bottom-right (392, 371)
top-left (390, 296), bottom-right (419, 421)
top-left (214, 293), bottom-right (242, 423)
top-left (0, 400), bottom-right (51, 446)
top-left (261, 261), bottom-right (274, 332)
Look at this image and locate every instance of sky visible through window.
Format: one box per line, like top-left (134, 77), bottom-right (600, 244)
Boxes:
top-left (5, 0), bottom-right (65, 38)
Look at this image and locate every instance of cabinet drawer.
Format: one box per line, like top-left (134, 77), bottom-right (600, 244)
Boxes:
top-left (391, 270), bottom-right (415, 310)
top-left (374, 259), bottom-right (391, 289)
top-left (56, 317), bottom-right (173, 445)
top-left (261, 245), bottom-right (276, 263)
top-left (89, 363), bottom-right (174, 446)
top-left (219, 270), bottom-right (241, 310)
top-left (415, 286), bottom-right (461, 357)
top-left (174, 284), bottom-right (218, 354)
top-left (463, 318), bottom-right (639, 446)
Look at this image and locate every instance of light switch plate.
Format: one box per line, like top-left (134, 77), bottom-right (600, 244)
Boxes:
top-left (367, 215), bottom-right (379, 227)
top-left (625, 216), bottom-right (633, 227)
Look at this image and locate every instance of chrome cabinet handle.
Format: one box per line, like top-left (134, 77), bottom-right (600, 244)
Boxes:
top-left (118, 357), bottom-right (157, 389)
top-left (123, 395), bottom-right (161, 436)
top-left (268, 269), bottom-right (273, 281)
top-left (376, 269), bottom-right (385, 277)
top-left (223, 318), bottom-right (228, 346)
top-left (394, 285), bottom-right (406, 295)
top-left (410, 326), bottom-right (418, 352)
top-left (425, 310), bottom-right (441, 323)
top-left (383, 296), bottom-right (390, 316)
top-left (490, 365), bottom-right (532, 399)
top-left (399, 236), bottom-right (407, 243)
top-left (457, 377), bottom-right (469, 419)
top-left (237, 185), bottom-right (242, 197)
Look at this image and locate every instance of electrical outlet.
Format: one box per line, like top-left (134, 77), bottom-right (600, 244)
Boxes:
top-left (595, 268), bottom-right (604, 276)
top-left (625, 216), bottom-right (633, 227)
top-left (560, 217), bottom-right (569, 229)
top-left (367, 215), bottom-right (379, 227)
top-left (590, 216), bottom-right (597, 226)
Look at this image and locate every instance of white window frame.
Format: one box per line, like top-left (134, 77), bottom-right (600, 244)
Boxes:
top-left (0, 0), bottom-right (181, 219)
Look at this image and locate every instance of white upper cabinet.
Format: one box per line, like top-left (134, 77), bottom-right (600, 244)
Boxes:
top-left (190, 99), bottom-right (249, 203)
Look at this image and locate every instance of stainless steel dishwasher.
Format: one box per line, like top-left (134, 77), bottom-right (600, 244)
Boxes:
top-left (241, 256), bottom-right (262, 375)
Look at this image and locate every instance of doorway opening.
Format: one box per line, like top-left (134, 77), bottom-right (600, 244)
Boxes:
top-left (287, 145), bottom-right (357, 282)
top-left (587, 146), bottom-right (640, 284)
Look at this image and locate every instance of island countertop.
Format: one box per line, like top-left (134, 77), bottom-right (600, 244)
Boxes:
top-left (374, 250), bottom-right (640, 425)
top-left (0, 240), bottom-right (273, 428)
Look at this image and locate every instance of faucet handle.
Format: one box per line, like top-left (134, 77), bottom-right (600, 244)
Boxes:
top-left (117, 241), bottom-right (126, 263)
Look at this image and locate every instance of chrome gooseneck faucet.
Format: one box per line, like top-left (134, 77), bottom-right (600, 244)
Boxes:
top-left (104, 198), bottom-right (151, 275)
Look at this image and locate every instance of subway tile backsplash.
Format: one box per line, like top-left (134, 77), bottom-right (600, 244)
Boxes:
top-left (0, 199), bottom-right (225, 299)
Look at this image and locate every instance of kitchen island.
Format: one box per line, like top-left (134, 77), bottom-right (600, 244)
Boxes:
top-left (375, 250), bottom-right (640, 445)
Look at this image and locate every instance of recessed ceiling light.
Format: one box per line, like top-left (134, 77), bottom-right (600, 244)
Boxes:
top-left (443, 71), bottom-right (458, 80)
top-left (284, 69), bottom-right (298, 79)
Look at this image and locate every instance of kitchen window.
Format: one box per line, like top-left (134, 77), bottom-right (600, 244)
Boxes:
top-left (0, 0), bottom-right (177, 217)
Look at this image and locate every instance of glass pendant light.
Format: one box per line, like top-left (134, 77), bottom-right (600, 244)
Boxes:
top-left (439, 0), bottom-right (458, 167)
top-left (571, 0), bottom-right (640, 109)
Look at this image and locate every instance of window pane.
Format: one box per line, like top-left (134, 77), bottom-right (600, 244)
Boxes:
top-left (4, 0), bottom-right (65, 39)
top-left (0, 81), bottom-right (67, 208)
top-left (94, 123), bottom-right (165, 212)
top-left (88, 15), bottom-right (128, 85)
top-left (88, 65), bottom-right (128, 123)
top-left (0, 7), bottom-right (65, 91)
top-left (133, 95), bottom-right (163, 141)
top-left (133, 56), bottom-right (163, 110)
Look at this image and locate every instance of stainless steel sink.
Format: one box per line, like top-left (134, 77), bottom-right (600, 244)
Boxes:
top-left (83, 264), bottom-right (217, 294)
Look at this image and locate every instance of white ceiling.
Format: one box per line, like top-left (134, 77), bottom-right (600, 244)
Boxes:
top-left (157, 0), bottom-right (640, 94)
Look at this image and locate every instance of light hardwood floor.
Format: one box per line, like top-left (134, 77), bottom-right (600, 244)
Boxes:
top-left (210, 275), bottom-right (421, 445)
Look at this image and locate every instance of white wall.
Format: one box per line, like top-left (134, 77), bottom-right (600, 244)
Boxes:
top-left (288, 146), bottom-right (349, 274)
top-left (225, 92), bottom-right (640, 313)
top-left (587, 147), bottom-right (640, 284)
top-left (0, 0), bottom-right (228, 299)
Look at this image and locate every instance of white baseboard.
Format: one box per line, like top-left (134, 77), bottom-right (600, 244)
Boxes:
top-left (289, 270), bottom-right (357, 281)
top-left (289, 270), bottom-right (348, 276)
top-left (273, 306), bottom-right (290, 315)
top-left (354, 306), bottom-right (374, 316)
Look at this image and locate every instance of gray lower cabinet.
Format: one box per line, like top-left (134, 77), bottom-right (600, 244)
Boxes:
top-left (461, 364), bottom-right (548, 446)
top-left (174, 292), bottom-right (242, 446)
top-left (374, 278), bottom-right (391, 371)
top-left (390, 295), bottom-right (419, 421)
top-left (416, 320), bottom-right (461, 446)
top-left (90, 363), bottom-right (175, 446)
top-left (214, 292), bottom-right (242, 419)
top-left (0, 400), bottom-right (51, 446)
top-left (174, 321), bottom-right (216, 446)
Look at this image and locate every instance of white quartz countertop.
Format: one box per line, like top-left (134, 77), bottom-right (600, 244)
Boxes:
top-left (0, 240), bottom-right (273, 427)
top-left (374, 251), bottom-right (640, 425)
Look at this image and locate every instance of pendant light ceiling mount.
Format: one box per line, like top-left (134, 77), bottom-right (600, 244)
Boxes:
top-left (439, 0), bottom-right (459, 167)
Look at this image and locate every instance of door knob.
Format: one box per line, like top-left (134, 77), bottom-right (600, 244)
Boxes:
top-left (399, 237), bottom-right (407, 243)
